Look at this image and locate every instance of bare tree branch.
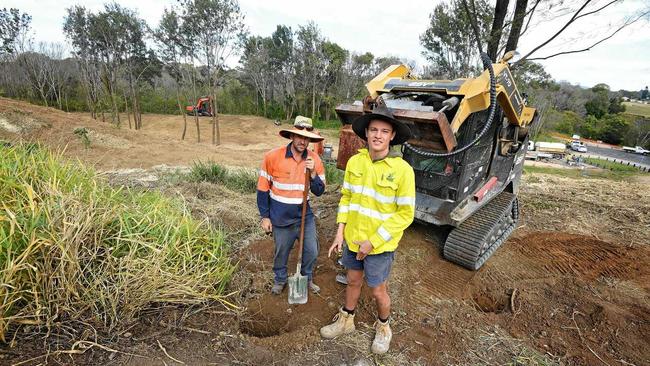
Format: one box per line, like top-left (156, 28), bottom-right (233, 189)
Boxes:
top-left (575, 0), bottom-right (620, 20)
top-left (526, 9), bottom-right (650, 61)
top-left (516, 0), bottom-right (593, 63)
top-left (460, 0), bottom-right (484, 54)
top-left (519, 0), bottom-right (542, 37)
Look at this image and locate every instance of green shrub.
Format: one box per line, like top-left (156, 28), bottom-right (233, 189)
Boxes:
top-left (73, 127), bottom-right (91, 148)
top-left (584, 157), bottom-right (639, 172)
top-left (325, 162), bottom-right (344, 185)
top-left (0, 144), bottom-right (234, 341)
top-left (313, 119), bottom-right (342, 130)
top-left (190, 161), bottom-right (258, 193)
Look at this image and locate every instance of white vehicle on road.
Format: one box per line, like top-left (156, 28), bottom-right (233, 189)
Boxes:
top-left (622, 146), bottom-right (649, 155)
top-left (571, 141), bottom-right (588, 153)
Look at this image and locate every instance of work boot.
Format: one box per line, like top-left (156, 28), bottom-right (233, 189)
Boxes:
top-left (371, 319), bottom-right (392, 354)
top-left (309, 281), bottom-right (320, 294)
top-left (270, 282), bottom-right (285, 295)
top-left (320, 308), bottom-right (355, 339)
top-left (335, 273), bottom-right (348, 285)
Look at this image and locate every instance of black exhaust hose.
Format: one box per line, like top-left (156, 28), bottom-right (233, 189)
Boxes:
top-left (403, 52), bottom-right (497, 158)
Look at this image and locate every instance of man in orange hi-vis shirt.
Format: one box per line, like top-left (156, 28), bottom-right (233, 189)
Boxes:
top-left (257, 116), bottom-right (326, 295)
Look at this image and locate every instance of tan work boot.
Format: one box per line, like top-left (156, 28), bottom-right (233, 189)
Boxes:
top-left (371, 319), bottom-right (392, 354)
top-left (320, 308), bottom-right (355, 339)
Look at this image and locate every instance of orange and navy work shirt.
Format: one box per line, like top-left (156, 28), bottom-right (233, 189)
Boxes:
top-left (257, 143), bottom-right (326, 227)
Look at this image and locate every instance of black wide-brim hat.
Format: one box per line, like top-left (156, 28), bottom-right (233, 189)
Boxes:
top-left (352, 104), bottom-right (411, 145)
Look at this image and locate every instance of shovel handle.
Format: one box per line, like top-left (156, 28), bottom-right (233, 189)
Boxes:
top-left (296, 169), bottom-right (310, 273)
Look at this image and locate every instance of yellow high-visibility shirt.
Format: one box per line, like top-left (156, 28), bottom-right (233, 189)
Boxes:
top-left (336, 149), bottom-right (416, 254)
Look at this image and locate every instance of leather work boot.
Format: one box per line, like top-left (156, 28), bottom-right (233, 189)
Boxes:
top-left (335, 273), bottom-right (348, 285)
top-left (371, 319), bottom-right (392, 354)
top-left (320, 308), bottom-right (355, 339)
top-left (309, 281), bottom-right (320, 294)
top-left (270, 282), bottom-right (285, 295)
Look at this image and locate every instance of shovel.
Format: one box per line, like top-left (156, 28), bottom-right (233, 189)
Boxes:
top-left (288, 169), bottom-right (311, 305)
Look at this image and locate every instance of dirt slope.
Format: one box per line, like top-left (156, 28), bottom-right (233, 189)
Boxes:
top-left (0, 97), bottom-right (334, 170)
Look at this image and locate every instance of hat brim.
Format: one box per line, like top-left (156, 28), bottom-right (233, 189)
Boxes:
top-left (351, 113), bottom-right (411, 145)
top-left (279, 128), bottom-right (324, 142)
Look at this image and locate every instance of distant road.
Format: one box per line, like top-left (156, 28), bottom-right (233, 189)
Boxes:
top-left (583, 144), bottom-right (650, 165)
top-left (581, 144), bottom-right (650, 169)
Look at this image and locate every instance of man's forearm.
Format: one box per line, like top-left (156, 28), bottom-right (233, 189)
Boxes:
top-left (336, 223), bottom-right (346, 238)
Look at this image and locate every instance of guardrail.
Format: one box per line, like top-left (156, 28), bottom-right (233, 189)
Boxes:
top-left (584, 155), bottom-right (650, 173)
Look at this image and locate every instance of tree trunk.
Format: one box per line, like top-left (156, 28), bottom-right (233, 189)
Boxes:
top-left (177, 89), bottom-right (187, 140)
top-left (211, 92), bottom-right (220, 145)
top-left (262, 93), bottom-right (267, 118)
top-left (110, 90), bottom-right (120, 126)
top-left (254, 91), bottom-right (259, 115)
top-left (488, 0), bottom-right (510, 61)
top-left (325, 102), bottom-right (331, 121)
top-left (134, 94), bottom-right (141, 130)
top-left (124, 94), bottom-right (132, 129)
top-left (505, 0), bottom-right (529, 53)
top-left (195, 112), bottom-right (200, 143)
top-left (311, 77), bottom-right (316, 119)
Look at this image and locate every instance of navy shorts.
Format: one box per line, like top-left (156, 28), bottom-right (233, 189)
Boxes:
top-left (340, 242), bottom-right (395, 288)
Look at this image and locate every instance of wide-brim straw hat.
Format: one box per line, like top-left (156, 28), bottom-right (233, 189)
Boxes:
top-left (352, 103), bottom-right (411, 145)
top-left (279, 127), bottom-right (324, 142)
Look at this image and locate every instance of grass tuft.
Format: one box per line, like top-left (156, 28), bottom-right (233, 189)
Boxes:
top-left (0, 144), bottom-right (235, 342)
top-left (584, 157), bottom-right (641, 172)
top-left (325, 162), bottom-right (344, 186)
top-left (190, 161), bottom-right (257, 193)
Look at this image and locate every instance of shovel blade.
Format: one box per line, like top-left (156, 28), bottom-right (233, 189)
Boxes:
top-left (288, 273), bottom-right (308, 304)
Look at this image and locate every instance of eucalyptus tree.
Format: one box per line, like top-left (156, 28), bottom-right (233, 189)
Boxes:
top-left (269, 25), bottom-right (295, 120)
top-left (179, 0), bottom-right (248, 145)
top-left (320, 41), bottom-right (347, 121)
top-left (240, 35), bottom-right (272, 117)
top-left (0, 7), bottom-right (31, 57)
top-left (422, 0), bottom-right (650, 75)
top-left (63, 6), bottom-right (102, 119)
top-left (155, 8), bottom-right (191, 140)
top-left (340, 52), bottom-right (374, 101)
top-left (295, 22), bottom-right (326, 119)
top-left (420, 0), bottom-right (492, 78)
top-left (64, 4), bottom-right (151, 128)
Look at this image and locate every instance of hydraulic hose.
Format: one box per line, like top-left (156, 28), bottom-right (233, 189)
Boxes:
top-left (403, 52), bottom-right (497, 158)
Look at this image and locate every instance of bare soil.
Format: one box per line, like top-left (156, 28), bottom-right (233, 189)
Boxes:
top-left (2, 99), bottom-right (649, 366)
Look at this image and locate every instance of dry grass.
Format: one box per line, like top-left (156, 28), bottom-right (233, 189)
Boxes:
top-left (519, 173), bottom-right (650, 246)
top-left (0, 144), bottom-right (235, 344)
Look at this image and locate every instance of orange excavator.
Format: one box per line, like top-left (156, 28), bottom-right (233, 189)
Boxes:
top-left (185, 97), bottom-right (213, 116)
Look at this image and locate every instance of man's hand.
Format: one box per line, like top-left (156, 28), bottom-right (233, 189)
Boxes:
top-left (328, 233), bottom-right (344, 258)
top-left (305, 157), bottom-right (316, 178)
top-left (261, 218), bottom-right (272, 234)
top-left (354, 240), bottom-right (373, 261)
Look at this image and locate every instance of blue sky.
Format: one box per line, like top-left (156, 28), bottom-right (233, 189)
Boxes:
top-left (6, 0), bottom-right (649, 91)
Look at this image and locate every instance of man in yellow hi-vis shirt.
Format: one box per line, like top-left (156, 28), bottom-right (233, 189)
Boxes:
top-left (320, 103), bottom-right (415, 354)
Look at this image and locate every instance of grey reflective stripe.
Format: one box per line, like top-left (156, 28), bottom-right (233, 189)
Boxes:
top-left (273, 182), bottom-right (305, 191)
top-left (345, 204), bottom-right (392, 221)
top-left (343, 182), bottom-right (395, 204)
top-left (259, 169), bottom-right (272, 181)
top-left (377, 226), bottom-right (392, 242)
top-left (395, 196), bottom-right (415, 206)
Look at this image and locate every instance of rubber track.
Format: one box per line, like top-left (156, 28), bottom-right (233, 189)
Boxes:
top-left (444, 192), bottom-right (518, 270)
